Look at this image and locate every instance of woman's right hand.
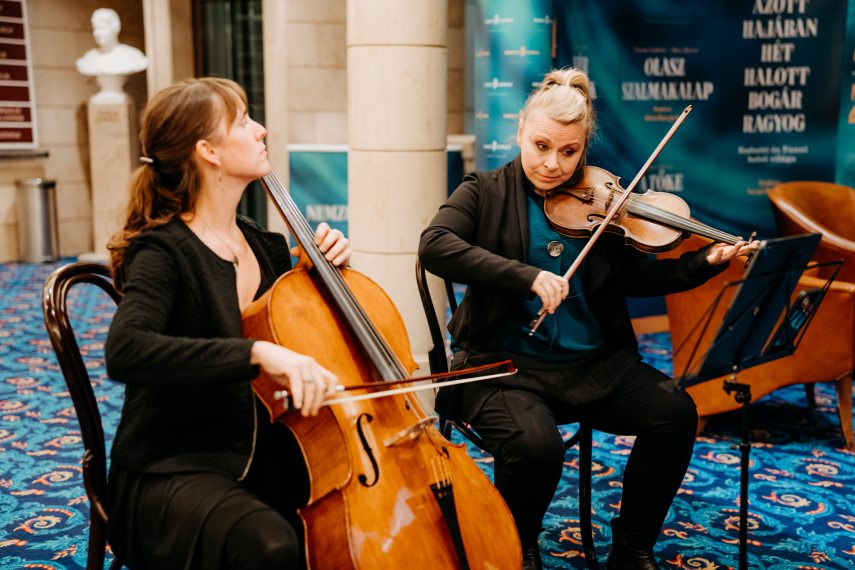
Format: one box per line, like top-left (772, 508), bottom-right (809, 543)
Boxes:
top-left (531, 271), bottom-right (569, 314)
top-left (250, 341), bottom-right (339, 416)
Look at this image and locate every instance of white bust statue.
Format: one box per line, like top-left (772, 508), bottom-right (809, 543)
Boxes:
top-left (76, 8), bottom-right (148, 105)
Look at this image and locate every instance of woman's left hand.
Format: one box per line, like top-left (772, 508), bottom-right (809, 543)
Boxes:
top-left (706, 239), bottom-right (760, 265)
top-left (290, 223), bottom-right (351, 267)
top-left (314, 222), bottom-right (351, 267)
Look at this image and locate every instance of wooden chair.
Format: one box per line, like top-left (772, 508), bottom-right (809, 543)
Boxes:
top-left (415, 260), bottom-right (599, 569)
top-left (42, 262), bottom-right (123, 570)
top-left (660, 235), bottom-right (854, 450)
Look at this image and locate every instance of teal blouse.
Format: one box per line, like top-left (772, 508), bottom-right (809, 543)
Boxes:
top-left (494, 190), bottom-right (604, 361)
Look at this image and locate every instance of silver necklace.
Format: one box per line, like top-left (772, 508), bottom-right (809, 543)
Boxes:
top-left (199, 217), bottom-right (240, 268)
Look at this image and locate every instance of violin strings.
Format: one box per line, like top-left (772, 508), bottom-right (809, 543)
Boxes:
top-left (645, 204), bottom-right (739, 244)
top-left (628, 198), bottom-right (730, 241)
top-left (262, 174), bottom-right (407, 381)
top-left (626, 196), bottom-right (740, 244)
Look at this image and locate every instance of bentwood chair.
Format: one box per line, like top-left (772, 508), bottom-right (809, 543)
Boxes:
top-left (42, 262), bottom-right (123, 570)
top-left (415, 260), bottom-right (599, 569)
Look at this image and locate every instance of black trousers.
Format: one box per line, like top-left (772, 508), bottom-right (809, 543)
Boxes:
top-left (108, 411), bottom-right (308, 569)
top-left (449, 348), bottom-right (698, 550)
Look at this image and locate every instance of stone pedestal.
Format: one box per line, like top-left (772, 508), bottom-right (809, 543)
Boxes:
top-left (85, 98), bottom-right (136, 260)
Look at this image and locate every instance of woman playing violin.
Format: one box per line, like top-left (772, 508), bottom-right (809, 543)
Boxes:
top-left (105, 77), bottom-right (350, 569)
top-left (419, 68), bottom-right (757, 570)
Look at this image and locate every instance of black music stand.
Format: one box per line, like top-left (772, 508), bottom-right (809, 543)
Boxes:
top-left (676, 233), bottom-right (839, 570)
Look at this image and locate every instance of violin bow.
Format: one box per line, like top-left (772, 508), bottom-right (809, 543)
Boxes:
top-left (273, 360), bottom-right (517, 410)
top-left (529, 105), bottom-right (694, 335)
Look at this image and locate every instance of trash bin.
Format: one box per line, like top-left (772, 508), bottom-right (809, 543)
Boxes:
top-left (16, 178), bottom-right (59, 262)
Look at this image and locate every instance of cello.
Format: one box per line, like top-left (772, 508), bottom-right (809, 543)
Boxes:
top-left (241, 172), bottom-right (523, 569)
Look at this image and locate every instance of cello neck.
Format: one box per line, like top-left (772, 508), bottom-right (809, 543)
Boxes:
top-left (262, 172), bottom-right (329, 269)
top-left (626, 195), bottom-right (742, 245)
top-left (260, 172), bottom-right (406, 381)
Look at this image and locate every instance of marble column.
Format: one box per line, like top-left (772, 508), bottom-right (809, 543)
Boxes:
top-left (142, 0), bottom-right (173, 98)
top-left (142, 0), bottom-right (195, 98)
top-left (347, 0), bottom-right (449, 379)
top-left (261, 0), bottom-right (289, 236)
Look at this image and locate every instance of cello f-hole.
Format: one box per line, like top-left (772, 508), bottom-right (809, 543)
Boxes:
top-left (356, 413), bottom-right (380, 487)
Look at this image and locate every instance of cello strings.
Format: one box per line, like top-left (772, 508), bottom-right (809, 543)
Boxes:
top-left (262, 173), bottom-right (408, 381)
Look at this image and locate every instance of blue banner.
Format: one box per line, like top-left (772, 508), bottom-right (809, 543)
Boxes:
top-left (836, 2), bottom-right (855, 187)
top-left (473, 0), bottom-right (554, 170)
top-left (287, 145), bottom-right (464, 245)
top-left (288, 145), bottom-right (349, 239)
top-left (553, 0), bottom-right (848, 240)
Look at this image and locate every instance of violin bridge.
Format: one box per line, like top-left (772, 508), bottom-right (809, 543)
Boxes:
top-left (604, 183), bottom-right (617, 211)
top-left (569, 186), bottom-right (595, 204)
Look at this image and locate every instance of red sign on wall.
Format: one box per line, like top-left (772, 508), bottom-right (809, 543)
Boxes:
top-left (0, 0), bottom-right (36, 149)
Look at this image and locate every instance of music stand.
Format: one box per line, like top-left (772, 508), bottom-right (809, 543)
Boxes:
top-left (676, 233), bottom-right (839, 570)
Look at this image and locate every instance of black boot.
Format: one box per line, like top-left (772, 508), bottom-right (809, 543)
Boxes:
top-left (606, 518), bottom-right (660, 570)
top-left (521, 543), bottom-right (542, 570)
top-left (606, 545), bottom-right (659, 570)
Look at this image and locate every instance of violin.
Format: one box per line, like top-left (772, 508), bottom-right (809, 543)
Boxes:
top-left (529, 105), bottom-right (755, 335)
top-left (544, 165), bottom-right (744, 253)
top-left (242, 171), bottom-right (522, 569)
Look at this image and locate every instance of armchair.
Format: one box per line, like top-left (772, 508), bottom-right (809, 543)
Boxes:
top-left (768, 181), bottom-right (855, 282)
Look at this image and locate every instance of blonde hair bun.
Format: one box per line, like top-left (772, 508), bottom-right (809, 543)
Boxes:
top-left (520, 67), bottom-right (595, 141)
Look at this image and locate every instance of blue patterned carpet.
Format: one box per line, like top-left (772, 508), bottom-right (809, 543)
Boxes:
top-left (1, 261), bottom-right (853, 569)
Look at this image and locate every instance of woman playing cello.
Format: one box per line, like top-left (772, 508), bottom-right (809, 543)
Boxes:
top-left (419, 67), bottom-right (758, 569)
top-left (105, 77), bottom-right (350, 568)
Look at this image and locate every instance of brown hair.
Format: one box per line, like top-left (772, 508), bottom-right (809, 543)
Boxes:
top-left (520, 67), bottom-right (596, 143)
top-left (107, 77), bottom-right (247, 284)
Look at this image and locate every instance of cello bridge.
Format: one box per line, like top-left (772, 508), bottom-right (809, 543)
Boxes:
top-left (383, 416), bottom-right (437, 447)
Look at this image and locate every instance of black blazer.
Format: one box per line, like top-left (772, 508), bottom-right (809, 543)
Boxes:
top-left (106, 217), bottom-right (292, 477)
top-left (418, 156), bottom-right (727, 353)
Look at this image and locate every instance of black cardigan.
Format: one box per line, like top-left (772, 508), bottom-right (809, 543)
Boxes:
top-left (105, 217), bottom-right (292, 477)
top-left (418, 156), bottom-right (727, 353)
